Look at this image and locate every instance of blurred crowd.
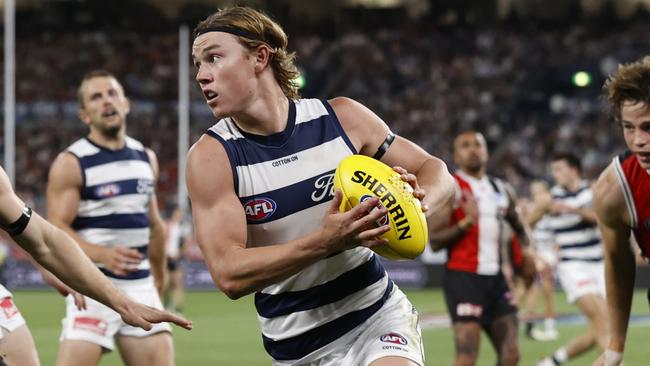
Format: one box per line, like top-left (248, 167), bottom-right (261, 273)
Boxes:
top-left (2, 19), bottom-right (650, 215)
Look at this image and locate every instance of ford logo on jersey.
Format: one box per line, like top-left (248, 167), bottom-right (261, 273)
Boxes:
top-left (244, 198), bottom-right (277, 222)
top-left (95, 183), bottom-right (121, 198)
top-left (380, 332), bottom-right (408, 345)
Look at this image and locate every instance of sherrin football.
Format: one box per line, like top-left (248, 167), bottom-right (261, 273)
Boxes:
top-left (333, 154), bottom-right (428, 260)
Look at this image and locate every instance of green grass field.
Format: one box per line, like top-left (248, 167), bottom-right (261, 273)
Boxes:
top-left (12, 289), bottom-right (650, 365)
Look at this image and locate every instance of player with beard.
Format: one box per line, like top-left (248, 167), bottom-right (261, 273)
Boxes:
top-left (592, 56), bottom-right (650, 366)
top-left (429, 131), bottom-right (534, 366)
top-left (47, 70), bottom-right (173, 366)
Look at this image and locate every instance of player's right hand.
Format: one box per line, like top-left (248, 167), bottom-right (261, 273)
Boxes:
top-left (117, 300), bottom-right (192, 331)
top-left (318, 189), bottom-right (390, 254)
top-left (99, 246), bottom-right (143, 276)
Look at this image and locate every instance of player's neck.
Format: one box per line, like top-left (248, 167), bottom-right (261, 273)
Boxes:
top-left (564, 178), bottom-right (582, 192)
top-left (461, 168), bottom-right (485, 180)
top-left (87, 129), bottom-right (126, 150)
top-left (231, 80), bottom-right (289, 136)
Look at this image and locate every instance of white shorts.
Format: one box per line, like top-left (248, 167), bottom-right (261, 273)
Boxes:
top-left (59, 277), bottom-right (170, 350)
top-left (557, 260), bottom-right (605, 304)
top-left (537, 247), bottom-right (558, 268)
top-left (0, 292), bottom-right (26, 340)
top-left (274, 286), bottom-right (424, 366)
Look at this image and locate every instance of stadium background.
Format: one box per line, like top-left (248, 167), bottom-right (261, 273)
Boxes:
top-left (2, 0), bottom-right (650, 364)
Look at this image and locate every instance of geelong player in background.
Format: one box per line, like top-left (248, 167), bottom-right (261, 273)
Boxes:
top-left (535, 152), bottom-right (608, 366)
top-left (186, 6), bottom-right (455, 366)
top-left (592, 56), bottom-right (650, 366)
top-left (0, 165), bottom-right (191, 366)
top-left (47, 71), bottom-right (174, 366)
top-left (429, 130), bottom-right (535, 366)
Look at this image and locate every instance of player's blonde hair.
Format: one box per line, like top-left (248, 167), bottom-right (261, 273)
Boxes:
top-left (194, 6), bottom-right (301, 99)
top-left (77, 70), bottom-right (124, 108)
top-left (604, 56), bottom-right (650, 121)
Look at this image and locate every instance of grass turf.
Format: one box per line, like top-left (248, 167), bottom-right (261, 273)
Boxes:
top-left (12, 288), bottom-right (650, 365)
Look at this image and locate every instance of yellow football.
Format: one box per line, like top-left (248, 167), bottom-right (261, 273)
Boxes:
top-left (333, 154), bottom-right (428, 260)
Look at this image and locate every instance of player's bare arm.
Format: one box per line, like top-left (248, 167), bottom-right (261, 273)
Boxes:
top-left (428, 189), bottom-right (478, 251)
top-left (186, 135), bottom-right (389, 299)
top-left (329, 96), bottom-right (455, 233)
top-left (0, 167), bottom-right (191, 331)
top-left (145, 148), bottom-right (167, 296)
top-left (47, 151), bottom-right (143, 276)
top-left (593, 163), bottom-right (634, 354)
top-left (503, 182), bottom-right (537, 284)
top-left (503, 183), bottom-right (531, 247)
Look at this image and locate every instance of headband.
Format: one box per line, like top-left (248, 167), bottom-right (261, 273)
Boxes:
top-left (195, 26), bottom-right (275, 47)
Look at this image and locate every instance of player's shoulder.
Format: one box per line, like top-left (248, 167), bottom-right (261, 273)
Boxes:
top-left (593, 162), bottom-right (627, 225)
top-left (187, 134), bottom-right (232, 174)
top-left (48, 150), bottom-right (83, 186)
top-left (186, 134), bottom-right (237, 200)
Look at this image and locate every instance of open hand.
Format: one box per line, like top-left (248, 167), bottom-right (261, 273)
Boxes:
top-left (116, 300), bottom-right (192, 331)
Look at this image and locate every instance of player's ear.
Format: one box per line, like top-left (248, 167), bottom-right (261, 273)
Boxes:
top-left (253, 44), bottom-right (271, 73)
top-left (78, 109), bottom-right (91, 126)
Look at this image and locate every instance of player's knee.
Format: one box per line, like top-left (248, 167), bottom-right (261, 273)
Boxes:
top-left (455, 352), bottom-right (479, 366)
top-left (499, 345), bottom-right (520, 366)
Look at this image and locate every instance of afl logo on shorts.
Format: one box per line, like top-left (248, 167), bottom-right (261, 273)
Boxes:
top-left (244, 198), bottom-right (277, 222)
top-left (360, 195), bottom-right (389, 227)
top-left (380, 332), bottom-right (408, 345)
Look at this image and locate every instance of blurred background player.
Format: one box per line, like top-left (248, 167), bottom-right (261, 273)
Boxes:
top-left (186, 6), bottom-right (455, 366)
top-left (0, 165), bottom-right (191, 366)
top-left (522, 180), bottom-right (559, 342)
top-left (164, 206), bottom-right (186, 314)
top-left (592, 56), bottom-right (650, 366)
top-left (46, 70), bottom-right (174, 366)
top-left (536, 153), bottom-right (608, 366)
top-left (429, 130), bottom-right (534, 366)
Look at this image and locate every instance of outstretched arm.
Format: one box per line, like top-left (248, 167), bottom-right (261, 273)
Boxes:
top-left (0, 167), bottom-right (191, 330)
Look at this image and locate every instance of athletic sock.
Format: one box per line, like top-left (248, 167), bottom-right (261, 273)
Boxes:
top-left (544, 317), bottom-right (556, 331)
top-left (552, 347), bottom-right (568, 364)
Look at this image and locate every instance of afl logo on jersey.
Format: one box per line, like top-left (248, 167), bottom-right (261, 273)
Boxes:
top-left (361, 195), bottom-right (389, 227)
top-left (95, 183), bottom-right (121, 198)
top-left (380, 332), bottom-right (408, 345)
top-left (244, 198), bottom-right (277, 222)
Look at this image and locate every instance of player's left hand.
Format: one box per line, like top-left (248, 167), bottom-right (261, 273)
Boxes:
top-left (116, 299), bottom-right (193, 331)
top-left (393, 166), bottom-right (427, 212)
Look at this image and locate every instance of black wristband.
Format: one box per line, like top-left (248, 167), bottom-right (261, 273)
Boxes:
top-left (3, 206), bottom-right (32, 236)
top-left (372, 132), bottom-right (395, 160)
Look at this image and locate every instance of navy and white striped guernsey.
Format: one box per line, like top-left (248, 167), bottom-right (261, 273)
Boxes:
top-left (546, 181), bottom-right (603, 263)
top-left (207, 98), bottom-right (393, 362)
top-left (66, 136), bottom-right (154, 280)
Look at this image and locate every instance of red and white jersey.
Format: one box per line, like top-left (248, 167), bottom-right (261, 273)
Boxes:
top-left (447, 171), bottom-right (510, 275)
top-left (614, 152), bottom-right (650, 254)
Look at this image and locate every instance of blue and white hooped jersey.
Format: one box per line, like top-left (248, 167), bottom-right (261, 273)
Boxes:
top-left (547, 181), bottom-right (603, 263)
top-left (207, 98), bottom-right (393, 362)
top-left (67, 136), bottom-right (154, 280)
